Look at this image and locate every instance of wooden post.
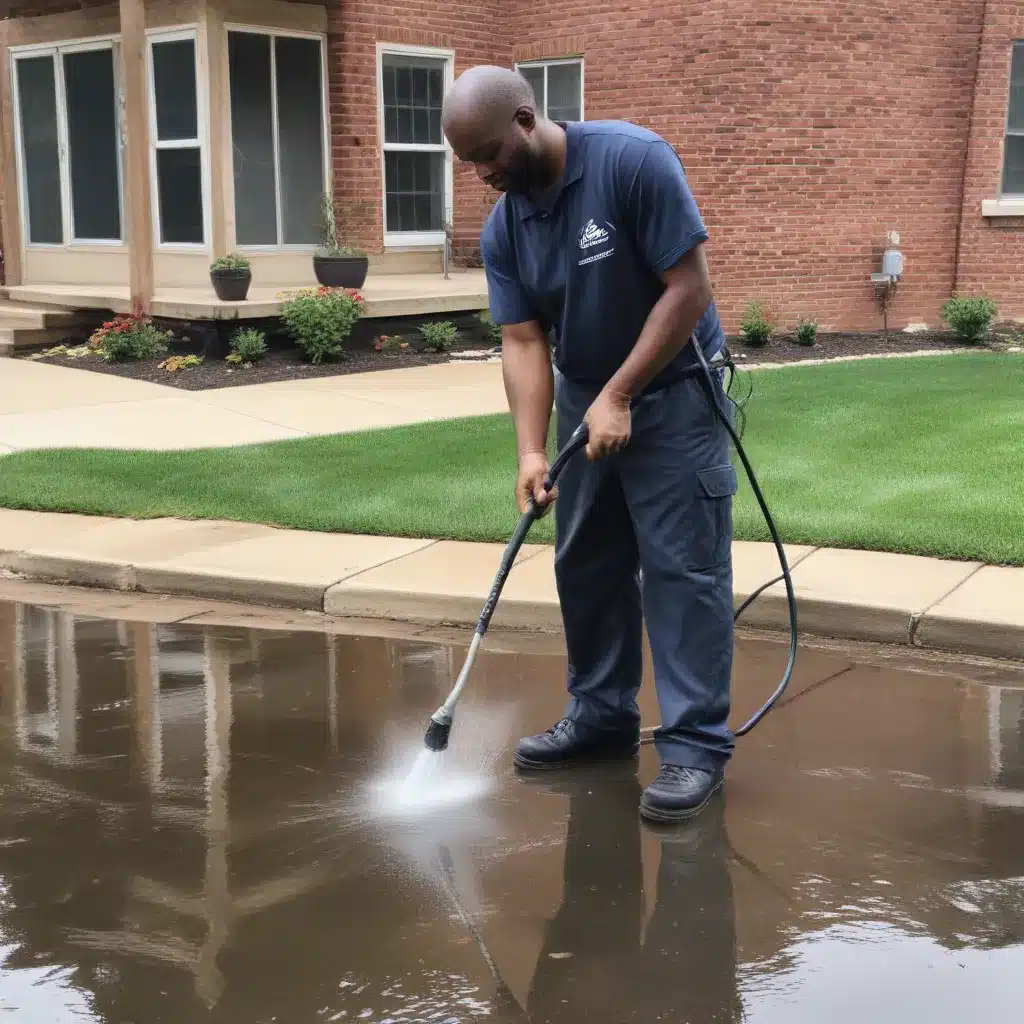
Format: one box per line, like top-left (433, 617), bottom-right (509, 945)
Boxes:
top-left (201, 1), bottom-right (230, 260)
top-left (120, 0), bottom-right (154, 312)
top-left (0, 21), bottom-right (24, 287)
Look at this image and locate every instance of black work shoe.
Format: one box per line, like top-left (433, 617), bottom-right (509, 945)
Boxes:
top-left (639, 765), bottom-right (725, 823)
top-left (513, 718), bottom-right (640, 771)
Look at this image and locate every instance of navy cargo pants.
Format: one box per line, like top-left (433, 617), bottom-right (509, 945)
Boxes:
top-left (553, 364), bottom-right (737, 771)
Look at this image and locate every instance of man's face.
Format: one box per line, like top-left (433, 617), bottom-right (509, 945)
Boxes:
top-left (446, 110), bottom-right (548, 196)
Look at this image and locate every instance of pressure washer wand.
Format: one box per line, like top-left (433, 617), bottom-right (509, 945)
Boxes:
top-left (423, 423), bottom-right (590, 752)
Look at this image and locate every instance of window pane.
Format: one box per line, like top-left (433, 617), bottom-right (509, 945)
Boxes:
top-left (520, 65), bottom-right (545, 114)
top-left (384, 151), bottom-right (443, 233)
top-left (16, 56), bottom-right (63, 245)
top-left (1009, 43), bottom-right (1024, 134)
top-left (152, 38), bottom-right (198, 141)
top-left (381, 54), bottom-right (444, 145)
top-left (64, 48), bottom-right (121, 241)
top-left (228, 31), bottom-right (277, 245)
top-left (157, 147), bottom-right (203, 243)
top-left (546, 63), bottom-right (582, 121)
top-left (276, 37), bottom-right (325, 244)
top-left (1003, 135), bottom-right (1024, 195)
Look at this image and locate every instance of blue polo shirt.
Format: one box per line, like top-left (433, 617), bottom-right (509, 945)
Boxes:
top-left (480, 120), bottom-right (725, 392)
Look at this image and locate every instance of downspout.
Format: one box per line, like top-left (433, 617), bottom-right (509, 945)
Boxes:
top-left (952, 0), bottom-right (990, 296)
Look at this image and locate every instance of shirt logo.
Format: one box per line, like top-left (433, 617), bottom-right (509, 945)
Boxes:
top-left (578, 219), bottom-right (610, 250)
top-left (577, 218), bottom-right (615, 267)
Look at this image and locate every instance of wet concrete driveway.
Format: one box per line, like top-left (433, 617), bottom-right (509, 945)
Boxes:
top-left (1, 591), bottom-right (1023, 1022)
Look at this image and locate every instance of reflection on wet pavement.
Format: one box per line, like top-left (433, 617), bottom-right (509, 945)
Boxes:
top-left (0, 598), bottom-right (1023, 1021)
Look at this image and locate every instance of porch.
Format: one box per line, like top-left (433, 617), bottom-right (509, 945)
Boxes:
top-left (1, 269), bottom-right (489, 321)
top-left (0, 0), bottom-right (480, 326)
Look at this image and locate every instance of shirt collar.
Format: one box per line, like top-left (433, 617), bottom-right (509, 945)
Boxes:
top-left (514, 120), bottom-right (584, 221)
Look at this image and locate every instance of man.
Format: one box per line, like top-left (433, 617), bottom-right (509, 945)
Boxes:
top-left (442, 66), bottom-right (737, 823)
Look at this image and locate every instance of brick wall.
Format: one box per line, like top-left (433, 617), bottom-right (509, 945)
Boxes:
top-left (954, 1), bottom-right (1024, 316)
top-left (326, 0), bottom-right (509, 262)
top-left (501, 0), bottom-right (990, 333)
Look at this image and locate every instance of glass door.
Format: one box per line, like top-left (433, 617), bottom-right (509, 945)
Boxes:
top-left (12, 41), bottom-right (124, 247)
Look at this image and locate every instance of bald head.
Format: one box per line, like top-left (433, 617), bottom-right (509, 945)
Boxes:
top-left (443, 65), bottom-right (561, 196)
top-left (442, 65), bottom-right (537, 139)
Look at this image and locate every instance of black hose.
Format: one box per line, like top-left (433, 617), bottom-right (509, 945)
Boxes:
top-left (692, 340), bottom-right (798, 736)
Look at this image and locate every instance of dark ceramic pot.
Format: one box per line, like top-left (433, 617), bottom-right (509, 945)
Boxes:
top-left (210, 269), bottom-right (252, 302)
top-left (313, 255), bottom-right (369, 289)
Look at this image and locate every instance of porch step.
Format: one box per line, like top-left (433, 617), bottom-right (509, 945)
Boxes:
top-left (0, 299), bottom-right (98, 356)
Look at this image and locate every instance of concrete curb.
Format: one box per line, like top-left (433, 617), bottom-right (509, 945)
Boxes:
top-left (0, 509), bottom-right (1020, 663)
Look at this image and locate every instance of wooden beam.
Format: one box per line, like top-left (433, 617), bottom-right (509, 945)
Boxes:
top-left (120, 0), bottom-right (154, 312)
top-left (0, 22), bottom-right (24, 287)
top-left (201, 1), bottom-right (230, 260)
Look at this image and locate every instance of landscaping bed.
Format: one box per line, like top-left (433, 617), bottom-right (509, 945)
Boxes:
top-left (729, 324), bottom-right (1021, 366)
top-left (29, 338), bottom-right (495, 391)
top-left (18, 276), bottom-right (1023, 389)
top-left (21, 293), bottom-right (501, 391)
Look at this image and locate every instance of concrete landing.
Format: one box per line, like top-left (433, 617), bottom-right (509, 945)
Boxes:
top-left (0, 508), bottom-right (1019, 661)
top-left (3, 269), bottom-right (489, 322)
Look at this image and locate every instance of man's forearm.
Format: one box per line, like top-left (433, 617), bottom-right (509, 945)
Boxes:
top-left (606, 252), bottom-right (714, 400)
top-left (501, 329), bottom-right (554, 457)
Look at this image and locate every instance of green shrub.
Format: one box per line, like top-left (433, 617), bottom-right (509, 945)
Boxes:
top-left (740, 300), bottom-right (775, 347)
top-left (477, 310), bottom-right (502, 346)
top-left (210, 252), bottom-right (250, 273)
top-left (89, 312), bottom-right (171, 362)
top-left (230, 327), bottom-right (268, 364)
top-left (279, 286), bottom-right (365, 364)
top-left (419, 320), bottom-right (458, 353)
top-left (941, 295), bottom-right (998, 344)
top-left (794, 317), bottom-right (818, 347)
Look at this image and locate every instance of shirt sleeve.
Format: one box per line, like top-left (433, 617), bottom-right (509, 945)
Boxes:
top-left (480, 199), bottom-right (536, 326)
top-left (626, 140), bottom-right (710, 275)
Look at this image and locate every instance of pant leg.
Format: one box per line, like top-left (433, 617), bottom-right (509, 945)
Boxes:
top-left (554, 375), bottom-right (644, 733)
top-left (618, 370), bottom-right (736, 769)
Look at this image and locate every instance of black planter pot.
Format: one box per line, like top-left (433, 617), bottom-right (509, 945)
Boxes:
top-left (210, 269), bottom-right (252, 302)
top-left (313, 254), bottom-right (369, 289)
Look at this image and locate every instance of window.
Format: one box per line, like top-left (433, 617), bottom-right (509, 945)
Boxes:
top-left (516, 58), bottom-right (583, 122)
top-left (148, 31), bottom-right (206, 246)
top-left (12, 40), bottom-right (123, 246)
top-left (1002, 42), bottom-right (1024, 196)
top-left (378, 45), bottom-right (452, 246)
top-left (227, 28), bottom-right (327, 248)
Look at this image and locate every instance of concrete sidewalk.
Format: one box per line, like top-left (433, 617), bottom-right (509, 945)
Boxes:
top-left (0, 359), bottom-right (508, 452)
top-left (0, 508), bottom-right (1020, 662)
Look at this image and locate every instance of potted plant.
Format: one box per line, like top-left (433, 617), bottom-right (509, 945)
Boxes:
top-left (313, 192), bottom-right (368, 289)
top-left (210, 252), bottom-right (252, 302)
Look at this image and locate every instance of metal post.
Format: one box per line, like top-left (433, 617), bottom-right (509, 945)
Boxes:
top-left (443, 205), bottom-right (453, 279)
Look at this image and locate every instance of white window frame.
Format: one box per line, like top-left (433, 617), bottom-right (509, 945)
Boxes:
top-left (514, 57), bottom-right (585, 121)
top-left (146, 26), bottom-right (212, 252)
top-left (376, 42), bottom-right (454, 249)
top-left (9, 34), bottom-right (126, 249)
top-left (224, 23), bottom-right (331, 252)
top-left (1000, 40), bottom-right (1024, 199)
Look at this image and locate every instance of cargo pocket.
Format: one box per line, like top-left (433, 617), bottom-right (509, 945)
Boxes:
top-left (692, 463), bottom-right (738, 569)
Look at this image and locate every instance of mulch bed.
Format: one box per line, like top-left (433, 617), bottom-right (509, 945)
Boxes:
top-left (727, 325), bottom-right (1022, 367)
top-left (20, 323), bottom-right (1023, 391)
top-left (30, 344), bottom-right (491, 391)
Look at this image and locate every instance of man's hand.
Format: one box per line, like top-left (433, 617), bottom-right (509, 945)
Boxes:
top-left (583, 387), bottom-right (632, 461)
top-left (516, 451), bottom-right (556, 514)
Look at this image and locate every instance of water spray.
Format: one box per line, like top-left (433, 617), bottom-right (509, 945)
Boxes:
top-left (422, 336), bottom-right (800, 754)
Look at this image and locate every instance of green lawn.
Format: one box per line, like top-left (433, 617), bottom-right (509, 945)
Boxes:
top-left (2, 353), bottom-right (1023, 564)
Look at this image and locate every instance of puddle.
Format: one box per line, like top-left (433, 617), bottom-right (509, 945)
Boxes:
top-left (0, 599), bottom-right (1023, 1021)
